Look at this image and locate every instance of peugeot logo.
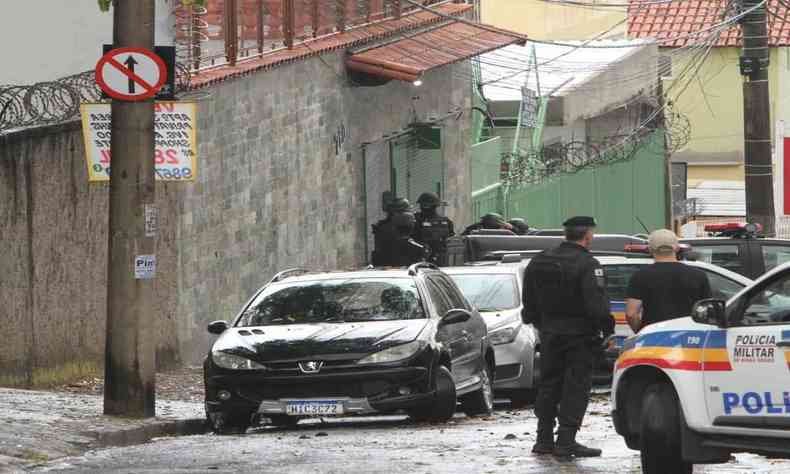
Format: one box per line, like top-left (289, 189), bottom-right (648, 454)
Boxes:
top-left (298, 361), bottom-right (324, 374)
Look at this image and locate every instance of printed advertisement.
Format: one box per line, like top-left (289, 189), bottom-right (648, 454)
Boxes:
top-left (80, 102), bottom-right (197, 182)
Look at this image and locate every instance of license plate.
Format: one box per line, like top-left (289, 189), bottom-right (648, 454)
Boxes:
top-left (285, 400), bottom-right (343, 416)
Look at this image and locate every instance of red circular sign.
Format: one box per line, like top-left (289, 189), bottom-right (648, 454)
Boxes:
top-left (95, 47), bottom-right (167, 101)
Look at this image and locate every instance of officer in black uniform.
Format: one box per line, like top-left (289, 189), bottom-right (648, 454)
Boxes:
top-left (392, 211), bottom-right (428, 266)
top-left (508, 218), bottom-right (530, 235)
top-left (413, 192), bottom-right (455, 265)
top-left (371, 197), bottom-right (411, 266)
top-left (522, 216), bottom-right (614, 460)
top-left (461, 213), bottom-right (515, 235)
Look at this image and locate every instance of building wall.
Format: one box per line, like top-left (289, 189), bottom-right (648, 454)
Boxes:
top-left (666, 48), bottom-right (790, 173)
top-left (0, 52), bottom-right (472, 384)
top-left (0, 0), bottom-right (174, 85)
top-left (480, 0), bottom-right (625, 39)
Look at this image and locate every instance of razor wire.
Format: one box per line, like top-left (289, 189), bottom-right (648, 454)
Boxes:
top-left (502, 105), bottom-right (692, 187)
top-left (0, 65), bottom-right (193, 134)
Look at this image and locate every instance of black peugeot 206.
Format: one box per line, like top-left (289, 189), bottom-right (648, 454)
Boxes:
top-left (204, 264), bottom-right (495, 434)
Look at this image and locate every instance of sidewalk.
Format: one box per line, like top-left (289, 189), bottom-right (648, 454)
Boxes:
top-left (0, 370), bottom-right (207, 472)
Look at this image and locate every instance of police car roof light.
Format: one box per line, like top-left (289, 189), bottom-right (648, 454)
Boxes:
top-left (703, 222), bottom-right (763, 233)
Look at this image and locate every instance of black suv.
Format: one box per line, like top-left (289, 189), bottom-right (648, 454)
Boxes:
top-left (203, 264), bottom-right (495, 434)
top-left (681, 222), bottom-right (790, 279)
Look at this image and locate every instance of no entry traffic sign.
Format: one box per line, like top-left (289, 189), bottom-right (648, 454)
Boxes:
top-left (95, 47), bottom-right (167, 101)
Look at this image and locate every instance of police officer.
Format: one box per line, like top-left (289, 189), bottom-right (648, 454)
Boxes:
top-left (461, 213), bottom-right (515, 235)
top-left (391, 211), bottom-right (428, 266)
top-left (522, 216), bottom-right (614, 459)
top-left (508, 218), bottom-right (530, 235)
top-left (413, 192), bottom-right (455, 265)
top-left (371, 197), bottom-right (411, 266)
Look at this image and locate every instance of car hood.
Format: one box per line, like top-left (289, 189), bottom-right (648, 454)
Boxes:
top-left (211, 319), bottom-right (429, 362)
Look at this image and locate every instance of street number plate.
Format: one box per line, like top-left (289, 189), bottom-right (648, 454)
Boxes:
top-left (285, 400), bottom-right (343, 416)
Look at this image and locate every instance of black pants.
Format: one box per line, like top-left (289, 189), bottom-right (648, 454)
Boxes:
top-left (535, 333), bottom-right (594, 430)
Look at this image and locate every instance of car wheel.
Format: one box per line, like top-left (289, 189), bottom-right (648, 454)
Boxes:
top-left (639, 383), bottom-right (693, 474)
top-left (409, 365), bottom-right (456, 422)
top-left (460, 363), bottom-right (494, 416)
top-left (268, 415), bottom-right (300, 428)
top-left (210, 411), bottom-right (251, 435)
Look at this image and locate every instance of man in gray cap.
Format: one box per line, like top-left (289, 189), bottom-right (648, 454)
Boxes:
top-left (625, 229), bottom-right (711, 332)
top-left (522, 216), bottom-right (614, 460)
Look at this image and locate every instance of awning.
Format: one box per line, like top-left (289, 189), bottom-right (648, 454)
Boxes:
top-left (346, 21), bottom-right (527, 82)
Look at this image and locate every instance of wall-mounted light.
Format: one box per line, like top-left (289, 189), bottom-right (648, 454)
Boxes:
top-left (413, 79), bottom-right (423, 87)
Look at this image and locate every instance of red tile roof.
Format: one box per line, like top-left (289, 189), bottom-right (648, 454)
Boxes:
top-left (628, 0), bottom-right (790, 47)
top-left (189, 2), bottom-right (473, 88)
top-left (346, 21), bottom-right (527, 82)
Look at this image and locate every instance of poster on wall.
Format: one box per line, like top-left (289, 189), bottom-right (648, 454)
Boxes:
top-left (79, 101), bottom-right (198, 182)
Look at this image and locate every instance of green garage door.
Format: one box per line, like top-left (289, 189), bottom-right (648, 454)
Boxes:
top-left (390, 126), bottom-right (445, 203)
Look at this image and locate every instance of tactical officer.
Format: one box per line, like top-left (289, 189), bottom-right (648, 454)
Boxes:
top-left (508, 218), bottom-right (530, 235)
top-left (522, 216), bottom-right (614, 460)
top-left (413, 192), bottom-right (455, 265)
top-left (461, 213), bottom-right (515, 235)
top-left (391, 211), bottom-right (428, 266)
top-left (371, 197), bottom-right (411, 266)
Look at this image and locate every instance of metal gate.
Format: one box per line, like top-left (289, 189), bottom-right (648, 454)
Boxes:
top-left (390, 125), bottom-right (445, 203)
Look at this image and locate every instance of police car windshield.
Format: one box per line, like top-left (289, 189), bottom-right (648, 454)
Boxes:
top-left (448, 274), bottom-right (519, 311)
top-left (237, 278), bottom-right (426, 326)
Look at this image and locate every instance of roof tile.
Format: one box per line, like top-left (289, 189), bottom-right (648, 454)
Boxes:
top-left (628, 0), bottom-right (790, 47)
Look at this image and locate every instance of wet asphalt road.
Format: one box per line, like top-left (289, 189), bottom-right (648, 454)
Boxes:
top-left (35, 397), bottom-right (790, 474)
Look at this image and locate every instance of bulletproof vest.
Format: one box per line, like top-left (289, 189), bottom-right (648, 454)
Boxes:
top-left (394, 237), bottom-right (427, 266)
top-left (372, 220), bottom-right (398, 266)
top-left (530, 251), bottom-right (585, 316)
top-left (417, 215), bottom-right (451, 244)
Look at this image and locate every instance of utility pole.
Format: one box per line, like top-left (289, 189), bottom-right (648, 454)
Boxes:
top-left (740, 0), bottom-right (774, 235)
top-left (104, 0), bottom-right (157, 417)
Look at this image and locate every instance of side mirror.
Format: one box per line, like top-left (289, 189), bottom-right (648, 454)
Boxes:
top-left (691, 299), bottom-right (727, 327)
top-left (207, 320), bottom-right (229, 334)
top-left (440, 309), bottom-right (471, 326)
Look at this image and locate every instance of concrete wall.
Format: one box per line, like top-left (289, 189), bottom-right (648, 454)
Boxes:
top-left (0, 52), bottom-right (472, 384)
top-left (0, 0), bottom-right (174, 84)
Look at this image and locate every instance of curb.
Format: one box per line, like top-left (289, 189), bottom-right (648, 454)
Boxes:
top-left (90, 418), bottom-right (210, 449)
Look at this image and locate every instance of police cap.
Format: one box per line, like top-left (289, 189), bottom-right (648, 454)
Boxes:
top-left (417, 192), bottom-right (441, 207)
top-left (562, 216), bottom-right (597, 227)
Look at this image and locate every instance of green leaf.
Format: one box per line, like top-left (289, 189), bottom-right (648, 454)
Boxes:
top-left (98, 0), bottom-right (112, 11)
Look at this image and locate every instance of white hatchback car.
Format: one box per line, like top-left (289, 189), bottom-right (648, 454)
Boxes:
top-left (443, 263), bottom-right (539, 406)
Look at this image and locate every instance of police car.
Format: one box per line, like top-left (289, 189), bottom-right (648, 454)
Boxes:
top-left (611, 261), bottom-right (790, 473)
top-left (599, 255), bottom-right (753, 372)
top-left (682, 222), bottom-right (790, 279)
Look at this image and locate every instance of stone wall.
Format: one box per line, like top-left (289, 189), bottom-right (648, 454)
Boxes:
top-left (0, 51), bottom-right (472, 384)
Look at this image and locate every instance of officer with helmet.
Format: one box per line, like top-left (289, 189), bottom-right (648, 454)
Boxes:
top-left (508, 218), bottom-right (530, 235)
top-left (371, 197), bottom-right (412, 266)
top-left (522, 216), bottom-right (614, 460)
top-left (391, 211), bottom-right (429, 266)
top-left (413, 192), bottom-right (455, 265)
top-left (461, 212), bottom-right (515, 235)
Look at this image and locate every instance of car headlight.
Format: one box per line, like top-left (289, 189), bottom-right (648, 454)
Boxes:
top-left (212, 350), bottom-right (267, 370)
top-left (489, 322), bottom-right (521, 345)
top-left (357, 340), bottom-right (426, 365)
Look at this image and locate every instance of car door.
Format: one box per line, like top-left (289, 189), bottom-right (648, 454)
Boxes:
top-left (430, 274), bottom-right (482, 386)
top-left (425, 277), bottom-right (468, 384)
top-left (702, 271), bottom-right (790, 436)
top-left (602, 263), bottom-right (644, 350)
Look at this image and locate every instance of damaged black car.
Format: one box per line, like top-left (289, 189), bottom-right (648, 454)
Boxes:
top-left (204, 264), bottom-right (495, 434)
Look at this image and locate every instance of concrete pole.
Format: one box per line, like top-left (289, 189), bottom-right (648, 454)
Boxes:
top-left (104, 0), bottom-right (157, 417)
top-left (741, 0), bottom-right (774, 235)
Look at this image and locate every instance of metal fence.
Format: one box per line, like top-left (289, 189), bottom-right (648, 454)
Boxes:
top-left (175, 0), bottom-right (431, 71)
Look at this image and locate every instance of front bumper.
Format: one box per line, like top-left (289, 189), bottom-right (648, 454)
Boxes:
top-left (491, 328), bottom-right (536, 390)
top-left (205, 366), bottom-right (432, 416)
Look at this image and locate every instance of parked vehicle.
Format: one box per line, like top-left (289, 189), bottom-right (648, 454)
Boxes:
top-left (612, 261), bottom-right (790, 473)
top-left (203, 264), bottom-right (495, 434)
top-left (682, 222), bottom-right (790, 279)
top-left (443, 262), bottom-right (539, 407)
